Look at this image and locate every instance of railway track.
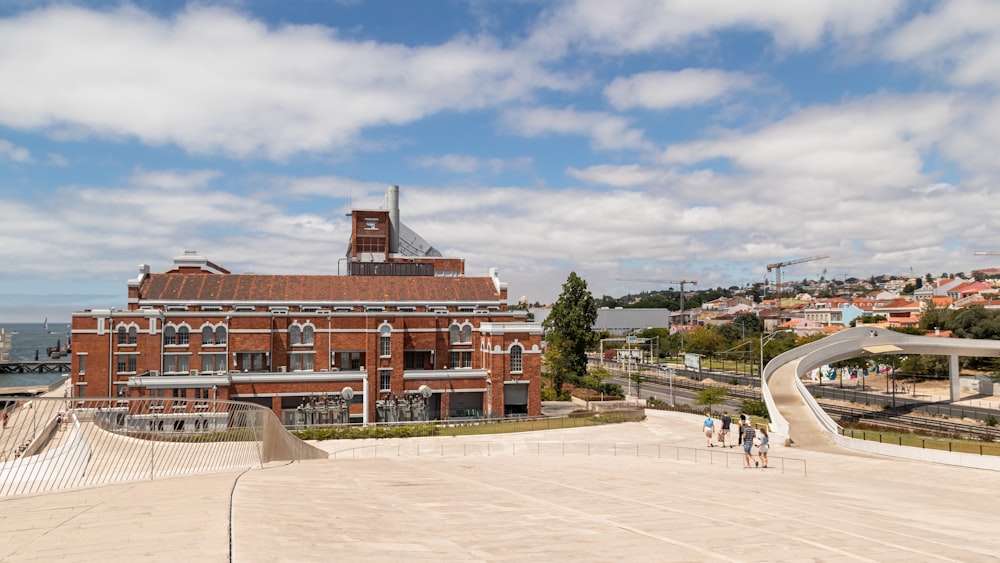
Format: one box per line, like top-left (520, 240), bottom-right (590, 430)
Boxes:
top-left (820, 402), bottom-right (1000, 441)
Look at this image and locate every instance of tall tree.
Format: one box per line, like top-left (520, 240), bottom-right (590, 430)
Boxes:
top-left (542, 272), bottom-right (598, 393)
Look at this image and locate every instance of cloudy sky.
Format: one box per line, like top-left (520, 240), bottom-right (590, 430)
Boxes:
top-left (2, 0), bottom-right (1000, 322)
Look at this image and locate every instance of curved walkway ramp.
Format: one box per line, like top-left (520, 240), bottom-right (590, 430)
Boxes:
top-left (763, 326), bottom-right (1000, 469)
top-left (0, 396), bottom-right (326, 497)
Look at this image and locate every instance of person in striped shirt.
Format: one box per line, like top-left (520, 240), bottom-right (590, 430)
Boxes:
top-left (742, 422), bottom-right (759, 468)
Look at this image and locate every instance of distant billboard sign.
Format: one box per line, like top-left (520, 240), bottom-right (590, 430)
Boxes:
top-left (684, 353), bottom-right (701, 371)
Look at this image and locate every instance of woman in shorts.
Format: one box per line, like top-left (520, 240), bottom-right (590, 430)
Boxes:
top-left (702, 413), bottom-right (715, 447)
top-left (757, 428), bottom-right (769, 468)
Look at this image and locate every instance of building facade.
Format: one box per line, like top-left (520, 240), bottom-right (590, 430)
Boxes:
top-left (70, 187), bottom-right (542, 426)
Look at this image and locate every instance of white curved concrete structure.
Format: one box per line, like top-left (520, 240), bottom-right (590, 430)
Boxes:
top-left (763, 326), bottom-right (1000, 469)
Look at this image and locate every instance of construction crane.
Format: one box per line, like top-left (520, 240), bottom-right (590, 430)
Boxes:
top-left (765, 255), bottom-right (829, 307)
top-left (618, 278), bottom-right (698, 333)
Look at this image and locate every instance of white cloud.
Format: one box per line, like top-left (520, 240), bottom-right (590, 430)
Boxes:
top-left (529, 0), bottom-right (903, 55)
top-left (661, 93), bottom-right (959, 196)
top-left (884, 0), bottom-right (1000, 89)
top-left (500, 107), bottom-right (652, 152)
top-left (412, 154), bottom-right (533, 175)
top-left (0, 139), bottom-right (32, 163)
top-left (566, 164), bottom-right (665, 187)
top-left (0, 4), bottom-right (570, 160)
top-left (605, 69), bottom-right (757, 111)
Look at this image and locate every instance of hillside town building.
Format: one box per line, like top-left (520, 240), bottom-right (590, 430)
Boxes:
top-left (69, 186), bottom-right (542, 426)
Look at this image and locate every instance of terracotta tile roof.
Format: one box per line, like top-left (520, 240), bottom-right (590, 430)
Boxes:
top-left (138, 274), bottom-right (501, 303)
top-left (876, 298), bottom-right (921, 310)
top-left (929, 296), bottom-right (953, 307)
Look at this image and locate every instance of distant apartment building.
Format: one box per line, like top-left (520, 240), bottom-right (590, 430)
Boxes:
top-left (70, 186), bottom-right (542, 426)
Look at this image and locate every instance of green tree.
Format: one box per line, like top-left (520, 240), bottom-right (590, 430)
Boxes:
top-left (694, 387), bottom-right (728, 415)
top-left (542, 272), bottom-right (598, 393)
top-left (684, 327), bottom-right (728, 356)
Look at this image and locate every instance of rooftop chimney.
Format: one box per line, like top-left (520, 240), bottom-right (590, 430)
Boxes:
top-left (388, 185), bottom-right (400, 255)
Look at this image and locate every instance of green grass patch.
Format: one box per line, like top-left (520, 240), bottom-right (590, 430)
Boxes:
top-left (293, 412), bottom-right (643, 441)
top-left (841, 426), bottom-right (1000, 456)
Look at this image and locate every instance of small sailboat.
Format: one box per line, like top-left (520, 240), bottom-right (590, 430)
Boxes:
top-left (45, 317), bottom-right (53, 334)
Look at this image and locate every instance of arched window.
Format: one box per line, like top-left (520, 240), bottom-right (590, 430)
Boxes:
top-left (202, 326), bottom-right (214, 345)
top-left (289, 325), bottom-right (301, 345)
top-left (303, 325), bottom-right (314, 345)
top-left (449, 324), bottom-right (460, 344)
top-left (510, 344), bottom-right (523, 374)
top-left (128, 326), bottom-right (137, 344)
top-left (461, 325), bottom-right (472, 343)
top-left (379, 324), bottom-right (392, 357)
top-left (164, 326), bottom-right (177, 346)
top-left (215, 326), bottom-right (227, 345)
top-left (177, 326), bottom-right (190, 345)
top-left (117, 326), bottom-right (127, 345)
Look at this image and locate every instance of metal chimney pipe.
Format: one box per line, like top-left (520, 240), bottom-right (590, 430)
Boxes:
top-left (388, 185), bottom-right (400, 255)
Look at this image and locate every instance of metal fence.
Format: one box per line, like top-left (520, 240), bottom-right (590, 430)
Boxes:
top-left (0, 396), bottom-right (326, 498)
top-left (808, 385), bottom-right (1000, 423)
top-left (328, 440), bottom-right (808, 476)
top-left (837, 427), bottom-right (1000, 457)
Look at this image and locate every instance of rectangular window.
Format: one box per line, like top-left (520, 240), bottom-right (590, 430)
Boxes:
top-left (235, 352), bottom-right (266, 372)
top-left (116, 354), bottom-right (137, 374)
top-left (380, 336), bottom-right (391, 357)
top-left (194, 388), bottom-right (209, 407)
top-left (78, 354), bottom-right (86, 375)
top-left (449, 351), bottom-right (472, 369)
top-left (290, 353), bottom-right (314, 371)
top-left (164, 354), bottom-right (189, 374)
top-left (332, 351), bottom-right (364, 370)
top-left (365, 218), bottom-right (378, 230)
top-left (404, 350), bottom-right (432, 370)
top-left (379, 368), bottom-right (391, 392)
top-left (201, 353), bottom-right (226, 373)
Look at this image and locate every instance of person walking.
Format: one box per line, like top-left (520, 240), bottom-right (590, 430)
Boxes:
top-left (742, 421), bottom-right (758, 468)
top-left (758, 428), bottom-right (770, 468)
top-left (2, 411), bottom-right (8, 430)
top-left (702, 413), bottom-right (716, 447)
top-left (738, 412), bottom-right (749, 446)
top-left (720, 411), bottom-right (732, 448)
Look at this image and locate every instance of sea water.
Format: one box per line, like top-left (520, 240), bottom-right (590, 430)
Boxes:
top-left (0, 322), bottom-right (71, 390)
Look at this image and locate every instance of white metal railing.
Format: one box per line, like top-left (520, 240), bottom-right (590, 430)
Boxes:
top-left (328, 440), bottom-right (808, 476)
top-left (0, 396), bottom-right (326, 498)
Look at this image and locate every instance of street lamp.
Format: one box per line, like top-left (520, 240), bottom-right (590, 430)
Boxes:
top-left (759, 329), bottom-right (793, 382)
top-left (668, 366), bottom-right (675, 406)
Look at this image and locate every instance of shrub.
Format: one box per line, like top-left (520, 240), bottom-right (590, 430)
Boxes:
top-left (740, 399), bottom-right (769, 419)
top-left (293, 423), bottom-right (440, 441)
top-left (646, 396), bottom-right (668, 407)
top-left (986, 414), bottom-right (998, 427)
top-left (541, 386), bottom-right (571, 401)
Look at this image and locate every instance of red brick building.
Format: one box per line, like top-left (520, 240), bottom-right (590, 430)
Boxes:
top-left (70, 186), bottom-right (541, 425)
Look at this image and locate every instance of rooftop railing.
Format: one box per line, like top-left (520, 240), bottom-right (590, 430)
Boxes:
top-left (0, 396), bottom-right (326, 498)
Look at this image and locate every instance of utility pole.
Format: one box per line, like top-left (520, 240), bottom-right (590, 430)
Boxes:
top-left (618, 278), bottom-right (697, 351)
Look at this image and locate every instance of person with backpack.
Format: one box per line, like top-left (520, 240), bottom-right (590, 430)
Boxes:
top-left (702, 413), bottom-right (716, 447)
top-left (738, 412), bottom-right (749, 445)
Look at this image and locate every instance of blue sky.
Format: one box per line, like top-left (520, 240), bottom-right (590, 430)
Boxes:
top-left (2, 0), bottom-right (1000, 322)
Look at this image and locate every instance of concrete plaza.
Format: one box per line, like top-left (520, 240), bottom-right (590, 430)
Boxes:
top-left (1, 408), bottom-right (999, 562)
